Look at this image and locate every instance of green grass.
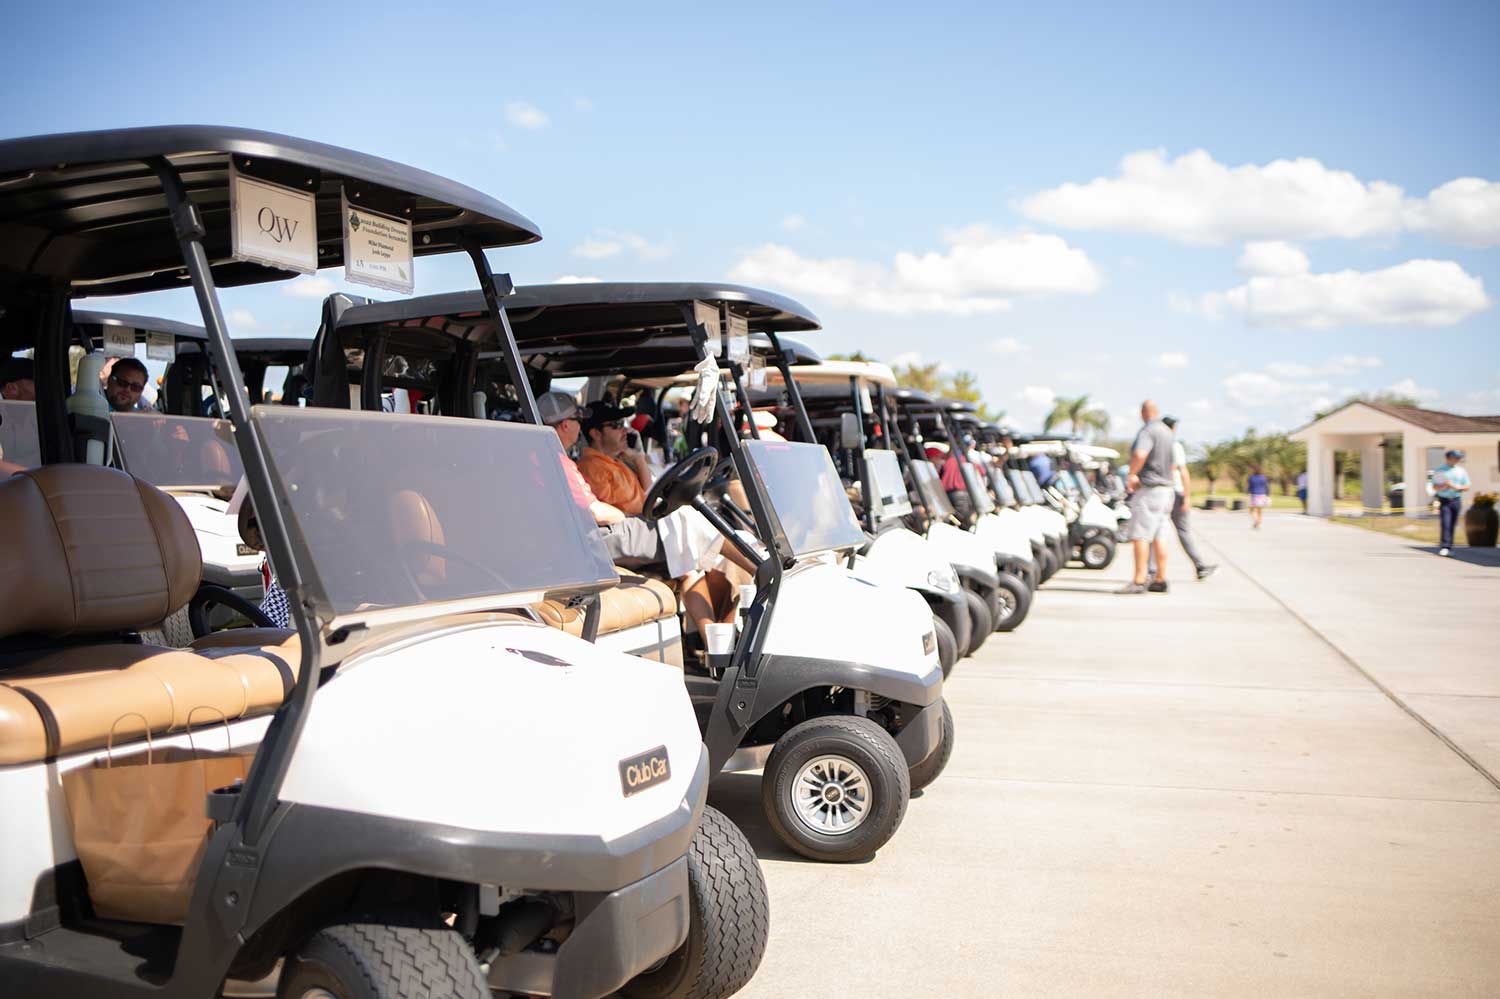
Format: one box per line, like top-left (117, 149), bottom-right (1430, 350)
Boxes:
top-left (1190, 489), bottom-right (1307, 511)
top-left (1331, 516), bottom-right (1441, 546)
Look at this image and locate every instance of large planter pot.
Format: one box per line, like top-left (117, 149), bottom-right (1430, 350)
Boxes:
top-left (1464, 504), bottom-right (1499, 547)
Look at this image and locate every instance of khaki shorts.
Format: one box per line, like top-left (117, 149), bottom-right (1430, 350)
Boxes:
top-left (1127, 485), bottom-right (1176, 541)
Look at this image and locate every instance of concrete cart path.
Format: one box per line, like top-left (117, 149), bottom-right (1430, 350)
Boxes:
top-left (713, 511), bottom-right (1500, 999)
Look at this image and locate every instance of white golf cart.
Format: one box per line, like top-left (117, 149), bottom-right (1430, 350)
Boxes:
top-left (321, 282), bottom-right (949, 861)
top-left (0, 126), bottom-right (764, 999)
top-left (761, 360), bottom-right (1030, 659)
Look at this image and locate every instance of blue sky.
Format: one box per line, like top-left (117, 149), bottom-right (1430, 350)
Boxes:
top-left (3, 1), bottom-right (1496, 442)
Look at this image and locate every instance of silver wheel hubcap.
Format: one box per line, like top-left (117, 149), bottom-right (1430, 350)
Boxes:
top-left (996, 589), bottom-right (1015, 620)
top-left (791, 755), bottom-right (870, 835)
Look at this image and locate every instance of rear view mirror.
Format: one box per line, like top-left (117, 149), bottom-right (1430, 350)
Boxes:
top-left (840, 413), bottom-right (862, 450)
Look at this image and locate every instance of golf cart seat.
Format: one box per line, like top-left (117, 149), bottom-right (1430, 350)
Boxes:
top-left (532, 569), bottom-right (677, 638)
top-left (0, 464), bottom-right (298, 766)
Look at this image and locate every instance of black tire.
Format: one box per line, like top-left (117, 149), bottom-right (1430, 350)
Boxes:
top-left (621, 806), bottom-right (769, 999)
top-left (276, 918), bottom-right (486, 999)
top-left (1081, 535), bottom-right (1115, 570)
top-left (1038, 545), bottom-right (1058, 582)
top-left (961, 589), bottom-right (991, 656)
top-left (991, 571), bottom-right (1031, 632)
top-left (932, 613), bottom-right (957, 679)
top-left (908, 700), bottom-right (955, 794)
top-left (761, 715), bottom-right (910, 863)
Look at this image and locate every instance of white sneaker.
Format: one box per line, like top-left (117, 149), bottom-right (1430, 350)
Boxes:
top-left (1439, 548), bottom-right (1450, 556)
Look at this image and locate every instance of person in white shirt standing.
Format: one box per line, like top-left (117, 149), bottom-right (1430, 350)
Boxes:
top-left (1149, 416), bottom-right (1217, 581)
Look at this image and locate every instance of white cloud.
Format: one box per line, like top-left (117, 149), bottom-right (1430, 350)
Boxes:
top-left (727, 226), bottom-right (1101, 317)
top-left (572, 97), bottom-right (594, 111)
top-left (1266, 355), bottom-right (1383, 379)
top-left (780, 214), bottom-right (807, 232)
top-left (889, 351), bottom-right (924, 369)
top-left (571, 229), bottom-right (671, 261)
top-left (1188, 399), bottom-right (1214, 414)
top-left (504, 101), bottom-right (549, 129)
top-left (283, 276), bottom-right (336, 299)
top-left (226, 308), bottom-right (259, 330)
top-left (1157, 351), bottom-right (1189, 369)
top-left (1022, 149), bottom-right (1500, 249)
top-left (1197, 259), bottom-right (1490, 329)
top-left (1404, 178), bottom-right (1500, 248)
top-left (573, 237), bottom-right (622, 260)
top-left (990, 337), bottom-right (1028, 355)
top-left (1019, 385), bottom-right (1056, 409)
top-left (552, 275), bottom-right (602, 284)
top-left (1384, 377), bottom-right (1440, 402)
top-left (1237, 240), bottom-right (1310, 277)
top-left (1020, 149), bottom-right (1406, 245)
top-left (1223, 371), bottom-right (1332, 407)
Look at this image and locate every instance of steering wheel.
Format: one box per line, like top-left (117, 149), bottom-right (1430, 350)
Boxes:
top-left (642, 447), bottom-right (719, 525)
top-left (704, 453), bottom-right (737, 494)
top-left (188, 583), bottom-right (278, 638)
top-left (395, 539), bottom-right (512, 602)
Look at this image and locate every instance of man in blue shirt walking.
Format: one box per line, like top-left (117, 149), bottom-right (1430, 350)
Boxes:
top-left (1433, 449), bottom-right (1471, 556)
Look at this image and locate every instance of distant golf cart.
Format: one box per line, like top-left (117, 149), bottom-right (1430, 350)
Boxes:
top-left (0, 126), bottom-right (764, 999)
top-left (322, 282), bottom-right (949, 861)
top-left (760, 359), bottom-right (1029, 659)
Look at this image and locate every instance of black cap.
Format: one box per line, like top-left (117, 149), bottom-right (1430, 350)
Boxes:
top-left (1162, 415), bottom-right (1178, 429)
top-left (0, 356), bottom-right (35, 386)
top-left (581, 402), bottom-right (631, 432)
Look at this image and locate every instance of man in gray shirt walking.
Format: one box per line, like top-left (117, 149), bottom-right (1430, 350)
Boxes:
top-left (1121, 399), bottom-right (1177, 594)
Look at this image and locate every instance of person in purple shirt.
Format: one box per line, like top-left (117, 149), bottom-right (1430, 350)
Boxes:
top-left (1247, 466), bottom-right (1270, 530)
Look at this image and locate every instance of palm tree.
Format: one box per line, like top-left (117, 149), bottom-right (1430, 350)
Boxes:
top-left (893, 361), bottom-right (943, 395)
top-left (1193, 441), bottom-right (1239, 495)
top-left (1043, 394), bottom-right (1110, 438)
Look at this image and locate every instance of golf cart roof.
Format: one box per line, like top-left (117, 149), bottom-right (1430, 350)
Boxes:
top-left (1071, 443), bottom-right (1119, 460)
top-left (338, 281), bottom-right (819, 340)
top-left (630, 336), bottom-right (823, 389)
top-left (890, 387), bottom-right (937, 408)
top-left (767, 360), bottom-right (897, 388)
top-left (71, 309), bottom-right (207, 342)
top-left (938, 398), bottom-right (978, 415)
top-left (0, 125), bottom-right (541, 297)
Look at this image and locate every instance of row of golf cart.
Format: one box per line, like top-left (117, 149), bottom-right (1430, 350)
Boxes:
top-left (0, 126), bottom-right (1124, 999)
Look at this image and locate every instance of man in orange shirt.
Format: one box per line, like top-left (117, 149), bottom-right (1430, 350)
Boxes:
top-left (577, 404), bottom-right (654, 514)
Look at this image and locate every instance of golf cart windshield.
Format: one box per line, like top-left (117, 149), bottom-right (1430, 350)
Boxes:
top-left (111, 413), bottom-right (243, 492)
top-left (1021, 470), bottom-right (1046, 503)
top-left (910, 459), bottom-right (956, 519)
top-left (866, 449), bottom-right (913, 523)
top-left (0, 400), bottom-right (40, 469)
top-left (960, 464), bottom-right (995, 514)
top-left (741, 439), bottom-right (866, 557)
top-left (253, 407), bottom-right (616, 625)
top-left (989, 466), bottom-right (1017, 506)
top-left (1006, 469), bottom-right (1032, 504)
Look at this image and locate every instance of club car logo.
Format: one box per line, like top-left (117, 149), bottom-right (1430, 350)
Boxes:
top-left (618, 746), bottom-right (671, 797)
top-left (348, 210), bottom-right (361, 232)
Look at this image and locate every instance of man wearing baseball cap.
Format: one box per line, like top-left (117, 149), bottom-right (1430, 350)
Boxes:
top-left (1432, 449), bottom-right (1470, 556)
top-left (578, 402), bottom-right (655, 514)
top-left (0, 357), bottom-right (36, 401)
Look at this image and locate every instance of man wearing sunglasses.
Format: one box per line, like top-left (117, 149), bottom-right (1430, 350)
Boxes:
top-left (102, 356), bottom-right (150, 412)
top-left (578, 403), bottom-right (654, 514)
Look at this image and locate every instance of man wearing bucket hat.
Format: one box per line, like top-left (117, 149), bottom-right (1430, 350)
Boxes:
top-left (1432, 449), bottom-right (1470, 556)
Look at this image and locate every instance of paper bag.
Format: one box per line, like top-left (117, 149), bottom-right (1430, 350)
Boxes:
top-left (62, 715), bottom-right (254, 925)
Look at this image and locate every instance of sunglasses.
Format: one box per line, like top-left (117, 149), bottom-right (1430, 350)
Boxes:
top-left (109, 373), bottom-right (146, 392)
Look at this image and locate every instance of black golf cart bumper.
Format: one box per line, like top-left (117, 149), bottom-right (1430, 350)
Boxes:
top-left (894, 698), bottom-right (944, 767)
top-left (487, 854), bottom-right (691, 999)
top-left (923, 588), bottom-right (970, 657)
top-left (954, 563), bottom-right (1000, 625)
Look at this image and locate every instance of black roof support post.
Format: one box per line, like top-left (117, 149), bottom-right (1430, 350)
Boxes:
top-left (460, 235), bottom-right (539, 424)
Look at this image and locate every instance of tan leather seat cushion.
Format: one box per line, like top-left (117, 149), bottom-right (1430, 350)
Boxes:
top-left (0, 637), bottom-right (300, 766)
top-left (0, 464), bottom-right (200, 638)
top-left (534, 570), bottom-right (677, 638)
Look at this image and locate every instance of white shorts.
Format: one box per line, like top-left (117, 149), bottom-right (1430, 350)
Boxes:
top-left (1127, 486), bottom-right (1176, 541)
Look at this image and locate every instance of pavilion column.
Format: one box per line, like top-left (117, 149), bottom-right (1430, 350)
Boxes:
top-left (1306, 435), bottom-right (1334, 517)
top-left (1361, 437), bottom-right (1386, 513)
top-left (1401, 431), bottom-right (1429, 517)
